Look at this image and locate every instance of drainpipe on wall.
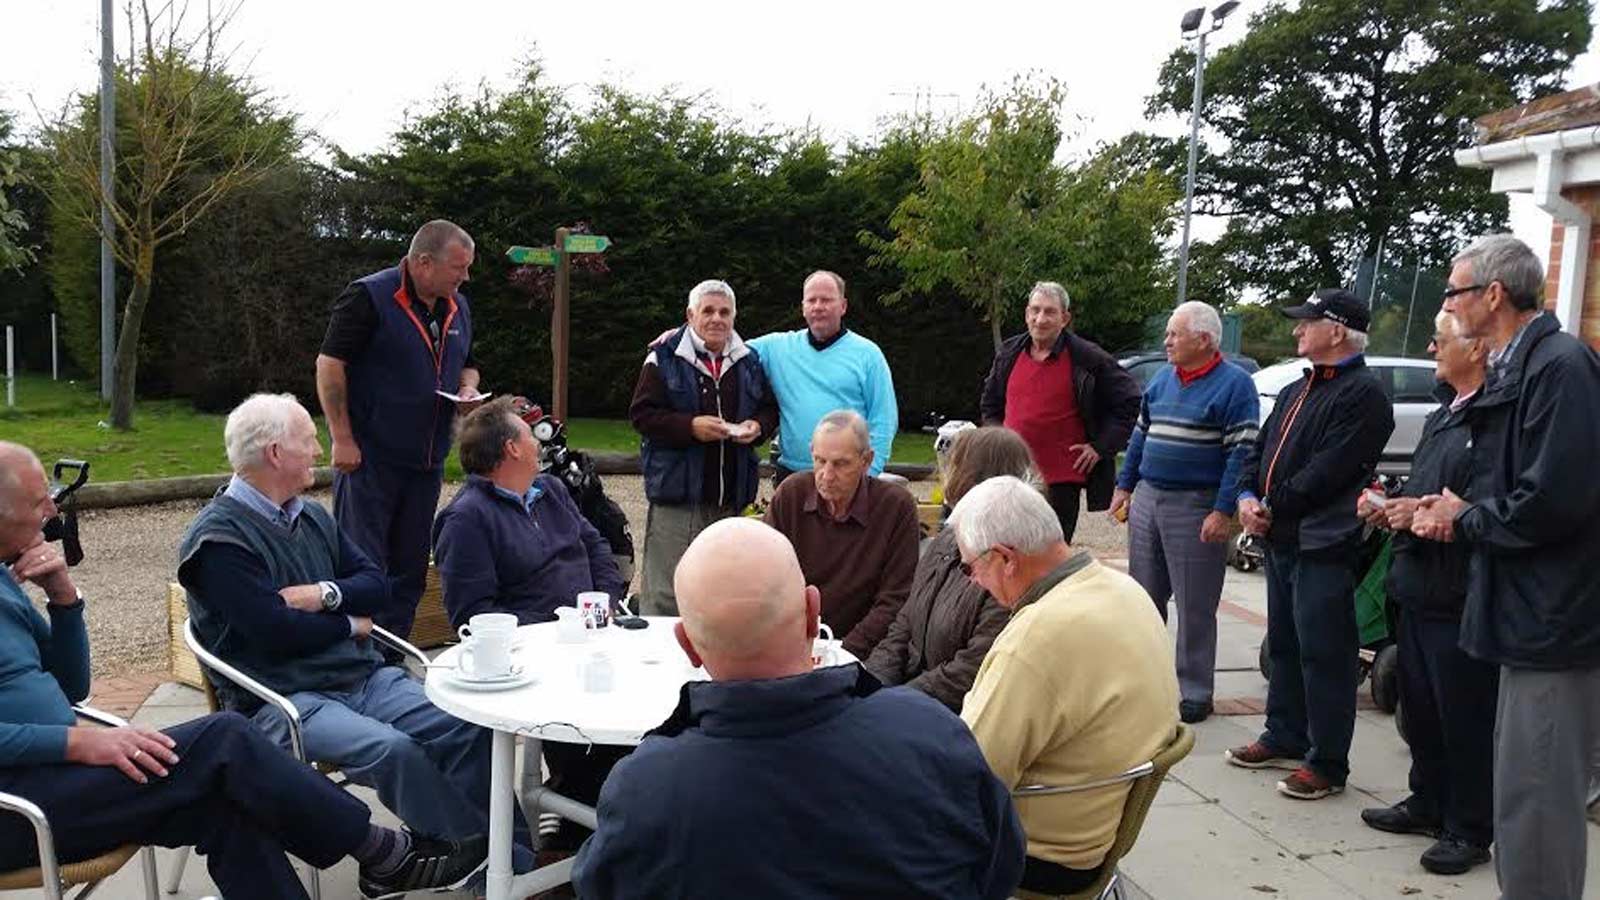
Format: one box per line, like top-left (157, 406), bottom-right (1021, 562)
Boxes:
top-left (1532, 150), bottom-right (1591, 335)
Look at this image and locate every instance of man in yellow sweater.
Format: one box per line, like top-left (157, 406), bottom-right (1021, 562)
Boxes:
top-left (954, 475), bottom-right (1179, 896)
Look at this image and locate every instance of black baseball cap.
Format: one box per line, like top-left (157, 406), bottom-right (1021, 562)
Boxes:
top-left (1281, 288), bottom-right (1371, 332)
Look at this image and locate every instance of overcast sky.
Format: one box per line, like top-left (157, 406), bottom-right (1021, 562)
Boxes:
top-left (6, 0), bottom-right (1598, 257)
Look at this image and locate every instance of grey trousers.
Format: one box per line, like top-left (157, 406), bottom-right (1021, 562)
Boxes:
top-left (1494, 664), bottom-right (1600, 900)
top-left (639, 502), bottom-right (738, 616)
top-left (1128, 484), bottom-right (1228, 704)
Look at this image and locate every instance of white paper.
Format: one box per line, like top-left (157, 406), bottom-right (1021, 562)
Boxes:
top-left (436, 389), bottom-right (493, 402)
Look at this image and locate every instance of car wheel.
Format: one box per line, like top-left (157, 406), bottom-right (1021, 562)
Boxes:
top-left (1394, 697), bottom-right (1409, 746)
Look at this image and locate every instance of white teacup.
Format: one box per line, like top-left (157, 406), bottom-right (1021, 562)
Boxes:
top-left (554, 606), bottom-right (588, 644)
top-left (457, 613), bottom-right (517, 679)
top-left (811, 623), bottom-right (838, 668)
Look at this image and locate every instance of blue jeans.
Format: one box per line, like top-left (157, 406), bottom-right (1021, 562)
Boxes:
top-left (1260, 541), bottom-right (1359, 783)
top-left (251, 666), bottom-right (533, 868)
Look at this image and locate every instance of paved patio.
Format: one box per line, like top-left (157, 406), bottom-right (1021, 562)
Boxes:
top-left (17, 564), bottom-right (1600, 899)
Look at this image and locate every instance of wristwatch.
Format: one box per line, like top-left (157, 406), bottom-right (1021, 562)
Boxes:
top-left (319, 581), bottom-right (341, 612)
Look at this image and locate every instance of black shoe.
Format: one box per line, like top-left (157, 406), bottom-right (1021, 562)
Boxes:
top-left (358, 832), bottom-right (490, 899)
top-left (1361, 799), bottom-right (1440, 837)
top-left (1420, 835), bottom-right (1490, 875)
top-left (1179, 700), bottom-right (1213, 724)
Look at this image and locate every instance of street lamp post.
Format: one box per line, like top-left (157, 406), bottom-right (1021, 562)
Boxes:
top-left (1175, 1), bottom-right (1240, 306)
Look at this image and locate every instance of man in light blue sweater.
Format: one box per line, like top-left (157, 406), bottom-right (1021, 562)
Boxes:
top-left (1110, 302), bottom-right (1259, 724)
top-left (748, 270), bottom-right (898, 480)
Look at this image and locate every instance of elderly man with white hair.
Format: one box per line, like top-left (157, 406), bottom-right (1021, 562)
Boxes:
top-left (1110, 300), bottom-right (1259, 724)
top-left (630, 278), bottom-right (778, 615)
top-left (572, 517), bottom-right (1025, 899)
top-left (1225, 288), bottom-right (1393, 801)
top-left (177, 393), bottom-right (532, 890)
top-left (955, 475), bottom-right (1177, 897)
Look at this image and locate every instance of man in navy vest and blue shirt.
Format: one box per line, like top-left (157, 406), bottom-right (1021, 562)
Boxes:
top-left (1224, 289), bottom-right (1393, 801)
top-left (0, 441), bottom-right (488, 898)
top-left (179, 394), bottom-right (533, 885)
top-left (1110, 300), bottom-right (1259, 725)
top-left (630, 278), bottom-right (778, 615)
top-left (316, 219), bottom-right (483, 643)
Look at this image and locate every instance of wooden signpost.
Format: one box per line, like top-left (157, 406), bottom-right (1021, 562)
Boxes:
top-left (505, 227), bottom-right (611, 421)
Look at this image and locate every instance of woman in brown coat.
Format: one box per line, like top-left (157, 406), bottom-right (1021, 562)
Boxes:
top-left (864, 427), bottom-right (1037, 710)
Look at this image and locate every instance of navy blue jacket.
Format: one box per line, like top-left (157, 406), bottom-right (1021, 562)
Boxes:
top-left (632, 325), bottom-right (775, 510)
top-left (1385, 385), bottom-right (1475, 621)
top-left (431, 475), bottom-right (625, 627)
top-left (572, 664), bottom-right (1026, 900)
top-left (1457, 314), bottom-right (1600, 669)
top-left (346, 263), bottom-right (473, 471)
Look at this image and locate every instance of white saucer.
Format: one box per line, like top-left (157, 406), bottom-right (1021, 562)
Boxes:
top-left (443, 667), bottom-right (538, 692)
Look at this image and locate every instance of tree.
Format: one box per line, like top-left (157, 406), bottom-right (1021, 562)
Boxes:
top-left (864, 79), bottom-right (1069, 351)
top-left (0, 111), bottom-right (34, 274)
top-left (1148, 0), bottom-right (1593, 303)
top-left (44, 0), bottom-right (296, 428)
top-left (865, 79), bottom-right (1178, 352)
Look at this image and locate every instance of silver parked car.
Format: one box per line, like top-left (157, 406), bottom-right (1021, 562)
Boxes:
top-left (1254, 356), bottom-right (1438, 477)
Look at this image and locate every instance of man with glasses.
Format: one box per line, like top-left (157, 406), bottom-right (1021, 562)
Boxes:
top-left (955, 476), bottom-right (1176, 897)
top-left (1411, 234), bottom-right (1600, 898)
top-left (1223, 289), bottom-right (1393, 801)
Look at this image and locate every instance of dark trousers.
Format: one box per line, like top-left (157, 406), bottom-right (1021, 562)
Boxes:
top-left (1020, 855), bottom-right (1103, 894)
top-left (1045, 482), bottom-right (1083, 543)
top-left (1395, 605), bottom-right (1498, 847)
top-left (334, 459), bottom-right (445, 640)
top-left (542, 742), bottom-right (631, 851)
top-left (772, 463), bottom-right (798, 489)
top-left (1261, 541), bottom-right (1360, 783)
top-left (0, 713), bottom-right (368, 900)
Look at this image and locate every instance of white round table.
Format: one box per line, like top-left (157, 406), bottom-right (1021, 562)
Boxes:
top-left (424, 617), bottom-right (853, 900)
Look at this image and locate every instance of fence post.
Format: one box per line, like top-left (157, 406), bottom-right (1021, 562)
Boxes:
top-left (51, 313), bottom-right (59, 380)
top-left (5, 325), bottom-right (14, 408)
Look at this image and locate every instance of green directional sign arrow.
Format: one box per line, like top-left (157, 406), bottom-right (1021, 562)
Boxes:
top-left (563, 234), bottom-right (611, 254)
top-left (506, 245), bottom-right (560, 266)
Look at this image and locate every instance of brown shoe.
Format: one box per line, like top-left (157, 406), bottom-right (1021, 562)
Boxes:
top-left (1276, 766), bottom-right (1343, 800)
top-left (1224, 741), bottom-right (1299, 770)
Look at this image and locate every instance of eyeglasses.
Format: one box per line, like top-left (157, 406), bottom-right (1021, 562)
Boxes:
top-left (959, 547), bottom-right (998, 577)
top-left (1442, 283), bottom-right (1487, 300)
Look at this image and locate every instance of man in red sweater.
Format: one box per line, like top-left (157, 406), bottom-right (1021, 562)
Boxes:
top-left (980, 282), bottom-right (1141, 541)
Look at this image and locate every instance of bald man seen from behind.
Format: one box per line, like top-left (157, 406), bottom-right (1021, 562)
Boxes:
top-left (571, 518), bottom-right (1025, 900)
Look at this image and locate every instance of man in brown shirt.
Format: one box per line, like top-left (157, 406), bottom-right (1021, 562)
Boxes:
top-left (764, 410), bottom-right (919, 658)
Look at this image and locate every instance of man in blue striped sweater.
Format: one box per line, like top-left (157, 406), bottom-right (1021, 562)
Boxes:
top-left (1110, 301), bottom-right (1259, 724)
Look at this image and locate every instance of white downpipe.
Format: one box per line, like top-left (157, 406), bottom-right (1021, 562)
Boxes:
top-left (1532, 150), bottom-right (1590, 336)
top-left (1455, 126), bottom-right (1600, 338)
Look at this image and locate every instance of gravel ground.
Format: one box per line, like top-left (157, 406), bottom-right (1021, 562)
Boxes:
top-left (35, 475), bottom-right (1125, 680)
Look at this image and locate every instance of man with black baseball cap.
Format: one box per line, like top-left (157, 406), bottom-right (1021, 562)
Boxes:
top-left (1223, 287), bottom-right (1394, 801)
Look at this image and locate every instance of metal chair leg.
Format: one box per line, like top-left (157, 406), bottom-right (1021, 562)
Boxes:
top-left (139, 847), bottom-right (160, 899)
top-left (304, 860), bottom-right (321, 900)
top-left (163, 846), bottom-right (190, 894)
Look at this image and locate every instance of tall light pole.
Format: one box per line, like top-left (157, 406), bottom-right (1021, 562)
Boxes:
top-left (1175, 1), bottom-right (1240, 306)
top-left (98, 0), bottom-right (116, 400)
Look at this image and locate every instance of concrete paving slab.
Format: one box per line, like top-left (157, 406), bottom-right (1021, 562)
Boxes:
top-left (140, 681), bottom-right (207, 707)
top-left (1151, 775), bottom-right (1210, 807)
top-left (1304, 844), bottom-right (1496, 900)
top-left (1122, 802), bottom-right (1355, 900)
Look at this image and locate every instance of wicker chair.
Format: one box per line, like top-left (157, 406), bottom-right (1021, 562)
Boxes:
top-left (1011, 723), bottom-right (1195, 900)
top-left (0, 706), bottom-right (160, 899)
top-left (166, 618), bottom-right (429, 898)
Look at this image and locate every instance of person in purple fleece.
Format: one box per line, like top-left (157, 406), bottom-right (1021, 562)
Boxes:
top-left (432, 397), bottom-right (629, 853)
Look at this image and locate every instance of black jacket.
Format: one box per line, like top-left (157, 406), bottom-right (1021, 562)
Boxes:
top-left (1456, 313), bottom-right (1600, 670)
top-left (1386, 385), bottom-right (1474, 620)
top-left (1239, 355), bottom-right (1393, 552)
top-left (979, 331), bottom-right (1141, 510)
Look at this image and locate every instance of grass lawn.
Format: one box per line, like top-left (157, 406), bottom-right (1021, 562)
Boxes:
top-left (1, 374), bottom-right (935, 480)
